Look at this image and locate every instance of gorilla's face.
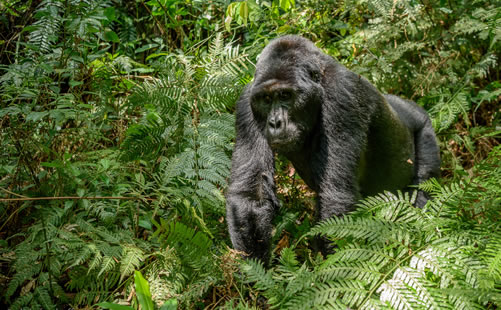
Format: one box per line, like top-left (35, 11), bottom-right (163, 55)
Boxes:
top-left (250, 45), bottom-right (324, 153)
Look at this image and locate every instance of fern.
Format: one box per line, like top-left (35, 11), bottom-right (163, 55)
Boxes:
top-left (309, 214), bottom-right (418, 245)
top-left (121, 34), bottom-right (250, 161)
top-left (153, 220), bottom-right (212, 269)
top-left (119, 246), bottom-right (145, 280)
top-left (119, 37), bottom-right (251, 248)
top-left (5, 204), bottom-right (151, 307)
top-left (145, 220), bottom-right (222, 307)
top-left (483, 236), bottom-right (501, 282)
top-left (27, 0), bottom-right (64, 54)
top-left (428, 89), bottom-right (470, 132)
top-left (148, 112), bottom-right (234, 227)
top-left (241, 146), bottom-right (501, 309)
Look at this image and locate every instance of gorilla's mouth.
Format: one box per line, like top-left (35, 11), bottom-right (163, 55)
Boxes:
top-left (268, 134), bottom-right (297, 151)
top-left (266, 123), bottom-right (302, 151)
top-left (269, 139), bottom-right (286, 148)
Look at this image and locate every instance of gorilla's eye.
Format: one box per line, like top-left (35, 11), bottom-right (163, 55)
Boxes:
top-left (278, 90), bottom-right (292, 101)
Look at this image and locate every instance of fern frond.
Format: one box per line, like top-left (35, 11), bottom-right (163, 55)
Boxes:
top-left (309, 216), bottom-right (416, 244)
top-left (417, 177), bottom-right (441, 194)
top-left (354, 190), bottom-right (421, 223)
top-left (482, 234), bottom-right (501, 282)
top-left (28, 0), bottom-right (63, 54)
top-left (378, 277), bottom-right (423, 310)
top-left (468, 53), bottom-right (498, 79)
top-left (430, 89), bottom-right (470, 132)
top-left (119, 245), bottom-right (144, 280)
top-left (98, 256), bottom-right (117, 278)
top-left (281, 266), bottom-right (315, 301)
top-left (445, 289), bottom-right (490, 310)
top-left (154, 220), bottom-right (212, 270)
top-left (380, 267), bottom-right (451, 309)
top-left (322, 244), bottom-right (395, 267)
top-left (277, 247), bottom-right (300, 273)
top-left (424, 181), bottom-right (465, 217)
top-left (240, 259), bottom-right (278, 295)
top-left (10, 292), bottom-right (36, 310)
top-left (318, 261), bottom-right (382, 285)
top-left (88, 247), bottom-right (104, 272)
top-left (285, 279), bottom-right (366, 309)
top-left (35, 284), bottom-right (53, 309)
top-left (5, 262), bottom-right (42, 299)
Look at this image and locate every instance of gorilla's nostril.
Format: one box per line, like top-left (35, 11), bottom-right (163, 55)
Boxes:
top-left (269, 118), bottom-right (282, 129)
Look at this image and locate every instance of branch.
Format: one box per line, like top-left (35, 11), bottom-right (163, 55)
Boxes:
top-left (0, 196), bottom-right (156, 202)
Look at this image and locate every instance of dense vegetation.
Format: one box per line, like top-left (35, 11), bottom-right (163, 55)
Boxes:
top-left (0, 0), bottom-right (499, 309)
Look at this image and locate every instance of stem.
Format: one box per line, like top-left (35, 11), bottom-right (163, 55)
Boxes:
top-left (40, 213), bottom-right (54, 300)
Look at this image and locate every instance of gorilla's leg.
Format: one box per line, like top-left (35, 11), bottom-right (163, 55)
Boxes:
top-left (315, 193), bottom-right (356, 256)
top-left (413, 117), bottom-right (440, 207)
top-left (313, 148), bottom-right (360, 255)
top-left (385, 95), bottom-right (440, 207)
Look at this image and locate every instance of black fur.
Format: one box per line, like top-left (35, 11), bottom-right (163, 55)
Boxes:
top-left (226, 36), bottom-right (440, 262)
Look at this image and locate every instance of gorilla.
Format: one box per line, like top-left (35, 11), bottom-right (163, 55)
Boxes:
top-left (226, 35), bottom-right (440, 262)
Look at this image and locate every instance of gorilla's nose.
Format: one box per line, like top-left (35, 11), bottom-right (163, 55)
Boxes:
top-left (268, 116), bottom-right (282, 129)
top-left (268, 116), bottom-right (284, 136)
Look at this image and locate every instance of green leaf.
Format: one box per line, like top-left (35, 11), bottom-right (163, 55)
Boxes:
top-left (41, 160), bottom-right (63, 168)
top-left (139, 217), bottom-right (152, 230)
top-left (77, 188), bottom-right (85, 197)
top-left (135, 43), bottom-right (159, 54)
top-left (146, 52), bottom-right (171, 61)
top-left (135, 173), bottom-right (145, 185)
top-left (130, 67), bottom-right (155, 73)
top-left (104, 7), bottom-right (116, 21)
top-left (96, 302), bottom-right (134, 310)
top-left (26, 111), bottom-right (48, 122)
top-left (224, 15), bottom-right (233, 32)
top-left (279, 0), bottom-right (294, 11)
top-left (22, 25), bottom-right (38, 33)
top-left (104, 31), bottom-right (120, 43)
top-left (134, 271), bottom-right (154, 310)
top-left (438, 7), bottom-right (452, 14)
top-left (1, 165), bottom-right (16, 174)
top-left (70, 55), bottom-right (85, 64)
top-left (160, 298), bottom-right (178, 310)
top-left (239, 2), bottom-right (249, 25)
top-left (69, 80), bottom-right (83, 88)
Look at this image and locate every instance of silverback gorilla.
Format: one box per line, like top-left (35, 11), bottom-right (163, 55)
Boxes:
top-left (226, 35), bottom-right (440, 262)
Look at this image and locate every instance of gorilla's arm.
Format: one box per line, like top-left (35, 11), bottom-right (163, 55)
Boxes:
top-left (226, 85), bottom-right (279, 261)
top-left (313, 139), bottom-right (361, 221)
top-left (311, 66), bottom-right (376, 220)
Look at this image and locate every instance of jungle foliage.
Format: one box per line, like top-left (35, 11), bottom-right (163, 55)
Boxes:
top-left (0, 0), bottom-right (499, 309)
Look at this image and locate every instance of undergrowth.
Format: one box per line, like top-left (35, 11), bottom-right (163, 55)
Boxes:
top-left (0, 0), bottom-right (499, 309)
top-left (238, 146), bottom-right (501, 309)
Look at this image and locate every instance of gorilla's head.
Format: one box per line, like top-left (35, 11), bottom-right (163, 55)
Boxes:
top-left (249, 36), bottom-right (329, 153)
